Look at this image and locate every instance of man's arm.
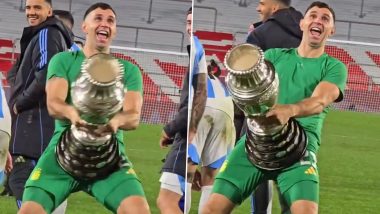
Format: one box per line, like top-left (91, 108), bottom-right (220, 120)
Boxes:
top-left (160, 73), bottom-right (189, 148)
top-left (6, 58), bottom-right (20, 87)
top-left (266, 81), bottom-right (341, 125)
top-left (46, 77), bottom-right (85, 126)
top-left (246, 22), bottom-right (264, 48)
top-left (188, 73), bottom-right (207, 139)
top-left (14, 28), bottom-right (67, 113)
top-left (105, 91), bottom-right (143, 132)
top-left (163, 102), bottom-right (188, 137)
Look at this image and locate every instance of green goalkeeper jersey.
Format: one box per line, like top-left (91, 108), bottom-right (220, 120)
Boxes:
top-left (264, 48), bottom-right (347, 153)
top-left (46, 50), bottom-right (143, 149)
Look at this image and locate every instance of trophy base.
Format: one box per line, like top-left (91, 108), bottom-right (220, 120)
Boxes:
top-left (56, 129), bottom-right (122, 180)
top-left (245, 118), bottom-right (307, 170)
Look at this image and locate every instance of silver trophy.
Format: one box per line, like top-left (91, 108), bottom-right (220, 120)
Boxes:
top-left (224, 44), bottom-right (307, 170)
top-left (56, 53), bottom-right (125, 180)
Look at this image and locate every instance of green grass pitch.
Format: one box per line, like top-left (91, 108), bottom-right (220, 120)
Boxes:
top-left (190, 110), bottom-right (380, 214)
top-left (1, 110), bottom-right (379, 213)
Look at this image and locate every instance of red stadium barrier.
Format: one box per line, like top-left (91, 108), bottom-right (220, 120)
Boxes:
top-left (366, 51), bottom-right (380, 67)
top-left (1, 35), bottom-right (379, 114)
top-left (0, 39), bottom-right (19, 87)
top-left (154, 59), bottom-right (187, 88)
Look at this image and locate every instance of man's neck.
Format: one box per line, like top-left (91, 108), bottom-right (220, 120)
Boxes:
top-left (297, 41), bottom-right (325, 58)
top-left (83, 44), bottom-right (110, 57)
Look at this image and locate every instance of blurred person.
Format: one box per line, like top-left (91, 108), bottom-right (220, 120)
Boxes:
top-left (187, 58), bottom-right (235, 213)
top-left (203, 2), bottom-right (347, 214)
top-left (207, 59), bottom-right (221, 78)
top-left (244, 1), bottom-right (303, 213)
top-left (6, 0), bottom-right (72, 211)
top-left (18, 3), bottom-right (150, 214)
top-left (247, 0), bottom-right (302, 50)
top-left (248, 23), bottom-right (255, 35)
top-left (157, 7), bottom-right (207, 214)
top-left (53, 9), bottom-right (82, 51)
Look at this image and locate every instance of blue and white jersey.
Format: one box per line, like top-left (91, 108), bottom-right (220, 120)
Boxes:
top-left (189, 36), bottom-right (207, 108)
top-left (0, 81), bottom-right (11, 136)
top-left (189, 36), bottom-right (233, 117)
top-left (190, 36), bottom-right (207, 77)
top-left (206, 75), bottom-right (234, 118)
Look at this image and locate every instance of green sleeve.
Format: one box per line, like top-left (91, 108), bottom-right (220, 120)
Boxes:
top-left (323, 59), bottom-right (348, 100)
top-left (47, 52), bottom-right (70, 81)
top-left (264, 49), bottom-right (274, 63)
top-left (264, 48), bottom-right (281, 65)
top-left (123, 61), bottom-right (143, 94)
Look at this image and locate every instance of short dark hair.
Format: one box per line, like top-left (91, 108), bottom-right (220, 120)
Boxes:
top-left (305, 1), bottom-right (336, 23)
top-left (54, 10), bottom-right (74, 26)
top-left (187, 7), bottom-right (192, 15)
top-left (45, 0), bottom-right (52, 6)
top-left (83, 2), bottom-right (116, 20)
top-left (275, 0), bottom-right (291, 7)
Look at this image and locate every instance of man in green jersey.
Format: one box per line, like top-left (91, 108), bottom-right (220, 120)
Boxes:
top-left (202, 2), bottom-right (347, 214)
top-left (18, 3), bottom-right (150, 214)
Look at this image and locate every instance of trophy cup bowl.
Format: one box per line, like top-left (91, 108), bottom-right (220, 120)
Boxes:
top-left (224, 44), bottom-right (307, 170)
top-left (56, 53), bottom-right (125, 180)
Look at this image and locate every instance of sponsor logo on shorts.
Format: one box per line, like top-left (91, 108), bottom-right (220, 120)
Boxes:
top-left (219, 160), bottom-right (228, 172)
top-left (304, 166), bottom-right (317, 175)
top-left (30, 168), bottom-right (42, 181)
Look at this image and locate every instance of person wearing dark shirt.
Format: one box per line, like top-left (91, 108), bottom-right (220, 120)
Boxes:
top-left (6, 0), bottom-right (72, 211)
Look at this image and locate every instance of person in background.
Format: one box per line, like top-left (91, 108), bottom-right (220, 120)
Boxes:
top-left (6, 0), bottom-right (72, 212)
top-left (18, 3), bottom-right (150, 214)
top-left (157, 7), bottom-right (207, 214)
top-left (187, 57), bottom-right (235, 213)
top-left (0, 81), bottom-right (12, 187)
top-left (53, 9), bottom-right (81, 51)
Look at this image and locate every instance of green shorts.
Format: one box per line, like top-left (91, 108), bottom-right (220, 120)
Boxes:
top-left (213, 138), bottom-right (319, 206)
top-left (23, 143), bottom-right (145, 213)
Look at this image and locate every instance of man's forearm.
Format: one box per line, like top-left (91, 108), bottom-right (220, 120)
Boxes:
top-left (290, 82), bottom-right (340, 118)
top-left (112, 91), bottom-right (143, 131)
top-left (164, 105), bottom-right (188, 138)
top-left (47, 98), bottom-right (75, 120)
top-left (290, 97), bottom-right (328, 118)
top-left (110, 111), bottom-right (140, 131)
top-left (189, 73), bottom-right (207, 132)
